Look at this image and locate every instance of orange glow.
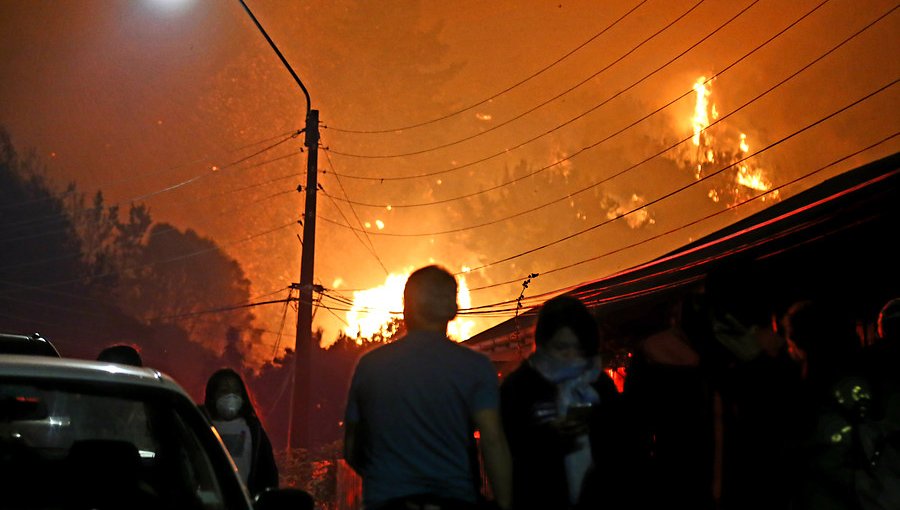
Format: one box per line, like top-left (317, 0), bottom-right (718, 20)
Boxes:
top-left (334, 269), bottom-right (475, 347)
top-left (605, 368), bottom-right (626, 393)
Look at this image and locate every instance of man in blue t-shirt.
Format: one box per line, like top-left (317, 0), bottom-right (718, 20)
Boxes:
top-left (344, 265), bottom-right (512, 510)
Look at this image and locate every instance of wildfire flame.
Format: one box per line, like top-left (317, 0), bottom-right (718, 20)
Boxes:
top-left (686, 76), bottom-right (778, 205)
top-left (342, 269), bottom-right (475, 344)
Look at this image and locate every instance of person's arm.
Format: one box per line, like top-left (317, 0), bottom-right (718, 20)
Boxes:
top-left (343, 419), bottom-right (364, 474)
top-left (473, 408), bottom-right (513, 510)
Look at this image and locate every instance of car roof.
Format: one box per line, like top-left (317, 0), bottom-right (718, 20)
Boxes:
top-left (0, 355), bottom-right (190, 397)
top-left (0, 332), bottom-right (61, 357)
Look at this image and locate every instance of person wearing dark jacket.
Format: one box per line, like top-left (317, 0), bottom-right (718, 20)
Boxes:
top-left (500, 295), bottom-right (626, 510)
top-left (202, 368), bottom-right (279, 495)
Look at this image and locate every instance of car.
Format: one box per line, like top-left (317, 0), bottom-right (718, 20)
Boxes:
top-left (0, 355), bottom-right (313, 510)
top-left (0, 332), bottom-right (60, 357)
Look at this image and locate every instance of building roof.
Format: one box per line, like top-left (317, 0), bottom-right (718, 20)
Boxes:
top-left (465, 151), bottom-right (900, 361)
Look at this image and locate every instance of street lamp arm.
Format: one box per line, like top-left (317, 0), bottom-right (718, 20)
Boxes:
top-left (237, 0), bottom-right (312, 115)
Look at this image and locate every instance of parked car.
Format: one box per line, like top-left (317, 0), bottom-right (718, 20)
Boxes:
top-left (0, 332), bottom-right (60, 357)
top-left (0, 355), bottom-right (313, 510)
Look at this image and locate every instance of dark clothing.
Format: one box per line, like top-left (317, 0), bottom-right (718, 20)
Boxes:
top-left (719, 349), bottom-right (804, 510)
top-left (500, 361), bottom-right (624, 510)
top-left (791, 350), bottom-right (900, 510)
top-left (201, 406), bottom-right (279, 495)
top-left (623, 357), bottom-right (716, 510)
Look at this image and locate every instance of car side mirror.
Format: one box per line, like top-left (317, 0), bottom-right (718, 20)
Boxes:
top-left (253, 488), bottom-right (315, 510)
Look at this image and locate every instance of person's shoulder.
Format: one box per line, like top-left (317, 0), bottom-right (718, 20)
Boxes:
top-left (449, 342), bottom-right (497, 369)
top-left (356, 337), bottom-right (403, 363)
top-left (500, 361), bottom-right (538, 388)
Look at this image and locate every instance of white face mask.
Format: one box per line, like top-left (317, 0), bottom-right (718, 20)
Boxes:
top-left (215, 393), bottom-right (243, 420)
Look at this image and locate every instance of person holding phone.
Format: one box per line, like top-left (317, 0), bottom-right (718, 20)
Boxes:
top-left (499, 295), bottom-right (623, 510)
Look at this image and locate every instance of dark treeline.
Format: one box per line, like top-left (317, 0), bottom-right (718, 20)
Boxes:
top-left (0, 127), bottom-right (380, 454)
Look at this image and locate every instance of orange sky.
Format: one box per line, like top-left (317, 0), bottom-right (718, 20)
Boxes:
top-left (1, 0), bottom-right (898, 363)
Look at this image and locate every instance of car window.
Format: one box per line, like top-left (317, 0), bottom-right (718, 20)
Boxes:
top-left (0, 380), bottom-right (238, 510)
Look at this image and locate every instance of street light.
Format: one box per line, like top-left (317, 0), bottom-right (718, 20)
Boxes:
top-left (237, 0), bottom-right (319, 450)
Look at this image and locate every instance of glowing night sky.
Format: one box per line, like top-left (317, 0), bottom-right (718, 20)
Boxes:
top-left (1, 0), bottom-right (897, 362)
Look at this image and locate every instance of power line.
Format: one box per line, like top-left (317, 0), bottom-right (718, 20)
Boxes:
top-left (319, 0), bottom-right (832, 206)
top-left (315, 7), bottom-right (895, 239)
top-left (319, 0), bottom-right (826, 181)
top-left (1, 131), bottom-right (302, 239)
top-left (319, 137), bottom-right (390, 275)
top-left (324, 1), bottom-right (648, 134)
top-left (325, 0), bottom-right (710, 159)
top-left (0, 128), bottom-right (301, 215)
top-left (293, 129), bottom-right (894, 322)
top-left (0, 185), bottom-right (296, 273)
top-left (459, 79), bottom-right (898, 275)
top-left (467, 133), bottom-right (899, 294)
top-left (0, 218), bottom-right (300, 295)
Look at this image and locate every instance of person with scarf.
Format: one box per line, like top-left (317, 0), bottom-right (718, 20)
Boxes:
top-left (500, 295), bottom-right (624, 510)
top-left (201, 367), bottom-right (279, 496)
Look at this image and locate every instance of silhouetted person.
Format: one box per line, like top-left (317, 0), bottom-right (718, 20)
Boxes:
top-left (499, 294), bottom-right (626, 510)
top-left (343, 265), bottom-right (513, 510)
top-left (97, 344), bottom-right (143, 367)
top-left (703, 287), bottom-right (804, 510)
top-left (780, 298), bottom-right (900, 510)
top-left (201, 368), bottom-right (278, 495)
top-left (865, 297), bottom-right (900, 397)
top-left (622, 293), bottom-right (716, 510)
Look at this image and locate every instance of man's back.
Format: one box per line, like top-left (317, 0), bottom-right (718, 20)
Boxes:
top-left (345, 330), bottom-right (498, 507)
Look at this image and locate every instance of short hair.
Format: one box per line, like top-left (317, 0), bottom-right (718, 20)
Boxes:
top-left (533, 294), bottom-right (600, 357)
top-left (403, 265), bottom-right (458, 325)
top-left (97, 344), bottom-right (143, 367)
top-left (878, 298), bottom-right (900, 339)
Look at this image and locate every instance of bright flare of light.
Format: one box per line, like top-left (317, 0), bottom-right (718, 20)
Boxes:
top-left (448, 277), bottom-right (475, 342)
top-left (739, 133), bottom-right (749, 153)
top-left (344, 273), bottom-right (408, 340)
top-left (375, 220), bottom-right (385, 230)
top-left (147, 0), bottom-right (195, 12)
top-left (344, 270), bottom-right (476, 343)
top-left (692, 77), bottom-right (710, 146)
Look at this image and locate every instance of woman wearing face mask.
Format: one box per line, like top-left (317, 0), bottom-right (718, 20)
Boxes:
top-left (201, 368), bottom-right (279, 495)
top-left (500, 295), bottom-right (627, 510)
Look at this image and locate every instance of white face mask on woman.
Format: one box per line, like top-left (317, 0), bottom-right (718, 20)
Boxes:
top-left (216, 393), bottom-right (243, 421)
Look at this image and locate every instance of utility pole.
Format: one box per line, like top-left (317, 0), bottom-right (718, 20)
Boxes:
top-left (237, 0), bottom-right (318, 449)
top-left (292, 109), bottom-right (319, 449)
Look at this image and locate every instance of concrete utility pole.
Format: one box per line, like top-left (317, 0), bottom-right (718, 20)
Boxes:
top-left (292, 109), bottom-right (319, 449)
top-left (237, 0), bottom-right (319, 449)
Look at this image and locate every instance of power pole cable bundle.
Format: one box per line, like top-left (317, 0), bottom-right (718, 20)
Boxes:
top-left (237, 0), bottom-right (319, 449)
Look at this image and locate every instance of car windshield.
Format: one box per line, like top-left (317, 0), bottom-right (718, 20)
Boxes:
top-left (0, 378), bottom-right (241, 510)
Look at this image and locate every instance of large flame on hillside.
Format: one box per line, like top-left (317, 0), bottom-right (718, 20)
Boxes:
top-left (341, 269), bottom-right (475, 345)
top-left (688, 77), bottom-right (778, 206)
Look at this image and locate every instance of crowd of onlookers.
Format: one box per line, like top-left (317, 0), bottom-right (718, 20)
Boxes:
top-left (91, 265), bottom-right (899, 510)
top-left (339, 265), bottom-right (899, 510)
top-left (594, 288), bottom-right (900, 510)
